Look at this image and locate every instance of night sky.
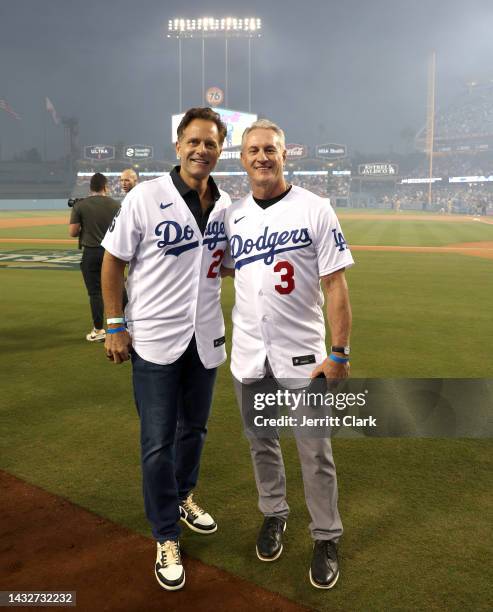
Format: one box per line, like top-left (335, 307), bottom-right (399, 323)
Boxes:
top-left (1, 0), bottom-right (493, 159)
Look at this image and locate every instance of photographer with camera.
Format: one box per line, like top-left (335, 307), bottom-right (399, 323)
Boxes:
top-left (69, 172), bottom-right (121, 342)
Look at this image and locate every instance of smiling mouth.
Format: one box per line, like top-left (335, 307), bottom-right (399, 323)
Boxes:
top-left (190, 158), bottom-right (209, 165)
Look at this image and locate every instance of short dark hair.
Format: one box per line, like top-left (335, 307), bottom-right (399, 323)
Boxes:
top-left (90, 172), bottom-right (107, 192)
top-left (177, 107), bottom-right (227, 145)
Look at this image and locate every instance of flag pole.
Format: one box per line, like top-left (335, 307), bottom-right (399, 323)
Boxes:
top-left (43, 98), bottom-right (48, 161)
top-left (426, 51), bottom-right (436, 210)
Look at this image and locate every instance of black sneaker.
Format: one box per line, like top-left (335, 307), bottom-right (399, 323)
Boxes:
top-left (256, 516), bottom-right (286, 561)
top-left (309, 540), bottom-right (339, 589)
top-left (155, 540), bottom-right (185, 591)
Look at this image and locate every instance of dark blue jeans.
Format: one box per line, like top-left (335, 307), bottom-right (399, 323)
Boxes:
top-left (131, 336), bottom-right (217, 542)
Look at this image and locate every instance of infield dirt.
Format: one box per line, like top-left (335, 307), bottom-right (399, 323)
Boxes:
top-left (0, 471), bottom-right (310, 612)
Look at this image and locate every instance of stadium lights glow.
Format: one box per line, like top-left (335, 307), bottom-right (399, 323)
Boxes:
top-left (167, 16), bottom-right (262, 37)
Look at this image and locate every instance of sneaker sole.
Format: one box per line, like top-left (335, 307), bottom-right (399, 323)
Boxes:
top-left (256, 521), bottom-right (286, 562)
top-left (86, 337), bottom-right (105, 342)
top-left (154, 567), bottom-right (185, 591)
top-left (180, 516), bottom-right (217, 535)
top-left (309, 568), bottom-right (339, 590)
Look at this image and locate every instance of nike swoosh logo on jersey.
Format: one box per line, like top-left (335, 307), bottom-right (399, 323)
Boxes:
top-left (160, 202), bottom-right (173, 209)
top-left (234, 216), bottom-right (246, 224)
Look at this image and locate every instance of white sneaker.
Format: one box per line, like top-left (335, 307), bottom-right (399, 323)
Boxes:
top-left (180, 493), bottom-right (217, 534)
top-left (85, 328), bottom-right (105, 342)
top-left (155, 540), bottom-right (185, 590)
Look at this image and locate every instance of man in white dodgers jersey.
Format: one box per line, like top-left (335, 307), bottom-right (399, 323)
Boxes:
top-left (223, 119), bottom-right (354, 590)
top-left (101, 108), bottom-right (231, 591)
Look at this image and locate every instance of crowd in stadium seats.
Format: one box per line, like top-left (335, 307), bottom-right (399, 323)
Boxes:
top-left (74, 173), bottom-right (157, 200)
top-left (213, 175), bottom-right (250, 200)
top-left (388, 184), bottom-right (493, 214)
top-left (434, 89), bottom-right (493, 139)
top-left (410, 152), bottom-right (493, 178)
top-left (327, 176), bottom-right (351, 198)
top-left (215, 174), bottom-right (331, 199)
top-left (72, 133), bottom-right (493, 216)
top-left (291, 175), bottom-right (328, 197)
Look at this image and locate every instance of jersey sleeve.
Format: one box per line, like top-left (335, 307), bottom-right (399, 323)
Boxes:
top-left (69, 203), bottom-right (82, 224)
top-left (310, 199), bottom-right (354, 277)
top-left (101, 192), bottom-right (143, 261)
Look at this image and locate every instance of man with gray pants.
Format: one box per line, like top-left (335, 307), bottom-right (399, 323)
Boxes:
top-left (223, 119), bottom-right (354, 589)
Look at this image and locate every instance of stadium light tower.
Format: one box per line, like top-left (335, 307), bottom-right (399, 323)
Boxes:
top-left (167, 17), bottom-right (262, 112)
top-left (426, 51), bottom-right (437, 209)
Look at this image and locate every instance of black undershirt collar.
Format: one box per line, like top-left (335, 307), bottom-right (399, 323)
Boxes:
top-left (253, 184), bottom-right (293, 210)
top-left (170, 166), bottom-right (220, 234)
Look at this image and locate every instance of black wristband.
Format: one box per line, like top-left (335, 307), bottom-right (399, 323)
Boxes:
top-left (331, 345), bottom-right (350, 356)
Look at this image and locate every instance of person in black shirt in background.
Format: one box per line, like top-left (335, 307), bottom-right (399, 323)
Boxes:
top-left (69, 172), bottom-right (120, 342)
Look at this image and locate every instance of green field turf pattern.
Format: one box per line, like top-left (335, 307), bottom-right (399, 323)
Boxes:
top-left (0, 242), bottom-right (76, 251)
top-left (342, 218), bottom-right (493, 246)
top-left (1, 216), bottom-right (492, 247)
top-left (0, 225), bottom-right (72, 240)
top-left (0, 210), bottom-right (67, 218)
top-left (1, 254), bottom-right (492, 610)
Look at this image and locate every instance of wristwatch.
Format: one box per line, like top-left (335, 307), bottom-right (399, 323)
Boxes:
top-left (331, 345), bottom-right (350, 356)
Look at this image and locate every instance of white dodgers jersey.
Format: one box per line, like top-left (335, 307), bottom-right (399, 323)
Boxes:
top-left (102, 173), bottom-right (230, 368)
top-left (223, 185), bottom-right (354, 385)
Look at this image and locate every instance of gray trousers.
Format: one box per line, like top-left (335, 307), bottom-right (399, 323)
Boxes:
top-left (233, 375), bottom-right (343, 542)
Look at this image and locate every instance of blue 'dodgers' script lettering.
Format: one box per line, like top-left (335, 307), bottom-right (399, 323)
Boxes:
top-left (203, 220), bottom-right (227, 250)
top-left (155, 220), bottom-right (199, 256)
top-left (230, 226), bottom-right (312, 269)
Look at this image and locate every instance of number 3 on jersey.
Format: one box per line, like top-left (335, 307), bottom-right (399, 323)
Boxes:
top-left (274, 260), bottom-right (295, 294)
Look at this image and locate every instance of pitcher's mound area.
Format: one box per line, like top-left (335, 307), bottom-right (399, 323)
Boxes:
top-left (0, 471), bottom-right (309, 612)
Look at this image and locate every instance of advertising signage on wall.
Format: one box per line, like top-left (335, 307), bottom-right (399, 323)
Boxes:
top-left (84, 145), bottom-right (115, 161)
top-left (358, 163), bottom-right (398, 176)
top-left (124, 145), bottom-right (153, 160)
top-left (316, 143), bottom-right (347, 159)
top-left (286, 143), bottom-right (308, 159)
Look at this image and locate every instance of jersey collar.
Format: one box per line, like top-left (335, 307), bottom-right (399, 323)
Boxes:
top-left (170, 166), bottom-right (221, 203)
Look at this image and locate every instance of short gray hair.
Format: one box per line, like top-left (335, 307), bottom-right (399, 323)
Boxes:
top-left (241, 119), bottom-right (286, 149)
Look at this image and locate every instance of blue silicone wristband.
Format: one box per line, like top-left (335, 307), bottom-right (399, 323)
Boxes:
top-left (328, 353), bottom-right (350, 364)
top-left (106, 326), bottom-right (126, 334)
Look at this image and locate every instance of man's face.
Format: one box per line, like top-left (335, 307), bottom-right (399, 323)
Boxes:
top-left (241, 128), bottom-right (286, 191)
top-left (120, 171), bottom-right (137, 193)
top-left (175, 119), bottom-right (223, 182)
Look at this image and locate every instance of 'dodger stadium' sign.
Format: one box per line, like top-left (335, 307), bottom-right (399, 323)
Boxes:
top-left (84, 145), bottom-right (115, 161)
top-left (358, 163), bottom-right (398, 176)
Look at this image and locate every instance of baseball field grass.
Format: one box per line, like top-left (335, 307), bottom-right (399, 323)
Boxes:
top-left (1, 210), bottom-right (492, 611)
